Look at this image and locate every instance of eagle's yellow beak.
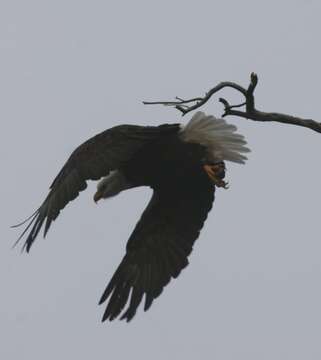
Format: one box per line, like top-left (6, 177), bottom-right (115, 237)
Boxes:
top-left (93, 190), bottom-right (103, 203)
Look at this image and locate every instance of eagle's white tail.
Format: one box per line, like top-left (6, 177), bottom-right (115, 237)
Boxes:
top-left (180, 111), bottom-right (250, 164)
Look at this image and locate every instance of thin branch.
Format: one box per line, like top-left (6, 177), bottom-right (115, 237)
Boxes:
top-left (221, 101), bottom-right (246, 110)
top-left (143, 73), bottom-right (321, 134)
top-left (143, 82), bottom-right (247, 115)
top-left (143, 97), bottom-right (203, 107)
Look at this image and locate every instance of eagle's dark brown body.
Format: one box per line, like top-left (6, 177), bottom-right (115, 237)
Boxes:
top-left (122, 132), bottom-right (207, 189)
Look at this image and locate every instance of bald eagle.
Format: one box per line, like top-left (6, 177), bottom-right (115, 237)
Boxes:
top-left (14, 111), bottom-right (250, 321)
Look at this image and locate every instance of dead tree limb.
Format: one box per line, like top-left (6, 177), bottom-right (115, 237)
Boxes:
top-left (143, 73), bottom-right (321, 134)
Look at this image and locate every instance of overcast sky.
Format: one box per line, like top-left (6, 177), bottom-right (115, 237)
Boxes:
top-left (1, 1), bottom-right (321, 359)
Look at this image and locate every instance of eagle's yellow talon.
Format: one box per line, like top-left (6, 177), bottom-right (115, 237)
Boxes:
top-left (203, 163), bottom-right (228, 189)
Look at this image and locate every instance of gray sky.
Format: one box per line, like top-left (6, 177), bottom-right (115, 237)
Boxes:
top-left (1, 0), bottom-right (321, 359)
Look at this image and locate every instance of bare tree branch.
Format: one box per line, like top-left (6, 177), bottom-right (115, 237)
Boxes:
top-left (143, 73), bottom-right (321, 134)
top-left (143, 82), bottom-right (247, 115)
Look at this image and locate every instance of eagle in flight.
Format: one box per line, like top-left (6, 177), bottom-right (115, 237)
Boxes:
top-left (14, 111), bottom-right (250, 321)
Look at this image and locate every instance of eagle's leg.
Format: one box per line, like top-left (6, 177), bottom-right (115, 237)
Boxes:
top-left (203, 162), bottom-right (228, 189)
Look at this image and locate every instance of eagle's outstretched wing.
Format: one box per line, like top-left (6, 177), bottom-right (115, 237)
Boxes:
top-left (99, 172), bottom-right (215, 321)
top-left (14, 124), bottom-right (179, 252)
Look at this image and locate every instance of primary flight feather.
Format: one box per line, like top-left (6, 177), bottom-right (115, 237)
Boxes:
top-left (14, 111), bottom-right (250, 322)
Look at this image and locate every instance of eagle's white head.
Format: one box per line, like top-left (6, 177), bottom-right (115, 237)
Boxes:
top-left (94, 170), bottom-right (133, 202)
